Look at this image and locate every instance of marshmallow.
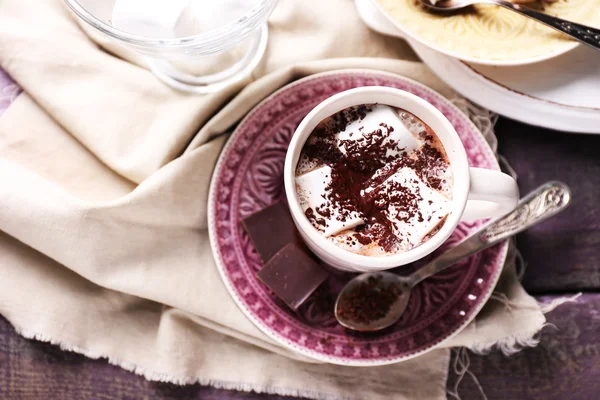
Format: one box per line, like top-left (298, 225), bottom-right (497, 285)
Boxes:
top-left (328, 232), bottom-right (387, 257)
top-left (335, 105), bottom-right (423, 159)
top-left (295, 166), bottom-right (364, 237)
top-left (372, 167), bottom-right (451, 249)
top-left (112, 0), bottom-right (197, 38)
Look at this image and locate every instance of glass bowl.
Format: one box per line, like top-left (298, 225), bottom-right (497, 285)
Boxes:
top-left (64, 0), bottom-right (279, 93)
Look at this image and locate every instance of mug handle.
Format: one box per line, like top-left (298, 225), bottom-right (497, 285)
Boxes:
top-left (460, 167), bottom-right (520, 221)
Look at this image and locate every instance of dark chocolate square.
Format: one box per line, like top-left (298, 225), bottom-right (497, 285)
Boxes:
top-left (257, 243), bottom-right (329, 310)
top-left (242, 200), bottom-right (302, 263)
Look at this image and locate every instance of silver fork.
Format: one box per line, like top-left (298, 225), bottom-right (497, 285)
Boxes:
top-left (418, 0), bottom-right (600, 51)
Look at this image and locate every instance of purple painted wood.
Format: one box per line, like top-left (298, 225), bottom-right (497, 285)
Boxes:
top-left (1, 294), bottom-right (599, 400)
top-left (496, 119), bottom-right (600, 293)
top-left (0, 313), bottom-right (293, 400)
top-left (449, 294), bottom-right (600, 400)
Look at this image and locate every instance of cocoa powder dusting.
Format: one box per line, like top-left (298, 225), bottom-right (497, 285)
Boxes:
top-left (337, 275), bottom-right (401, 324)
top-left (305, 208), bottom-right (327, 229)
top-left (299, 105), bottom-right (450, 253)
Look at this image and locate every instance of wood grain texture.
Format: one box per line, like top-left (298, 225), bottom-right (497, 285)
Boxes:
top-left (496, 118), bottom-right (600, 293)
top-left (1, 294), bottom-right (599, 400)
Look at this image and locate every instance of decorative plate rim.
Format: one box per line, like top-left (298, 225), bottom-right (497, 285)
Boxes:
top-left (409, 41), bottom-right (600, 135)
top-left (207, 69), bottom-right (508, 366)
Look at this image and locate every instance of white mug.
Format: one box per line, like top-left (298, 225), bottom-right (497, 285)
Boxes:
top-left (284, 87), bottom-right (519, 272)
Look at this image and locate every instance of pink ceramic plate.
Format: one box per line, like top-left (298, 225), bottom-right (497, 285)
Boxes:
top-left (208, 70), bottom-right (508, 366)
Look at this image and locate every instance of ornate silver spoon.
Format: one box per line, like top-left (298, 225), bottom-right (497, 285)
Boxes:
top-left (335, 181), bottom-right (571, 332)
top-left (418, 0), bottom-right (600, 51)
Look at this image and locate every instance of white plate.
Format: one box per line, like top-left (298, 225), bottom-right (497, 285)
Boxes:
top-left (355, 0), bottom-right (600, 134)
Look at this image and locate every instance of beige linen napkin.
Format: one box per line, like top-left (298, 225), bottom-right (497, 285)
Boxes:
top-left (0, 0), bottom-right (545, 399)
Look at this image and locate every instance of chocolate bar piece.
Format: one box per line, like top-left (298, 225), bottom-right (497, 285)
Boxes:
top-left (242, 201), bottom-right (302, 262)
top-left (257, 243), bottom-right (329, 310)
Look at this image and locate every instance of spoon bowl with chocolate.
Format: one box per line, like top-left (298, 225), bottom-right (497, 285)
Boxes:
top-left (284, 86), bottom-right (520, 272)
top-left (335, 181), bottom-right (571, 332)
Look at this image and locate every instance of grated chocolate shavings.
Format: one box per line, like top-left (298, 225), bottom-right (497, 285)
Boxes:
top-left (298, 104), bottom-right (451, 253)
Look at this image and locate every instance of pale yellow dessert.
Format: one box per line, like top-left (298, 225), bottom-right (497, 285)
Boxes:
top-left (375, 0), bottom-right (600, 63)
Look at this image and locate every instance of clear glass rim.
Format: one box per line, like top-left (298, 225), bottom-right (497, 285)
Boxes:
top-left (63, 0), bottom-right (278, 50)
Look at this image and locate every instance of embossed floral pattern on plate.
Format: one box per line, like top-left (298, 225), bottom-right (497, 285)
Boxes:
top-left (208, 70), bottom-right (508, 366)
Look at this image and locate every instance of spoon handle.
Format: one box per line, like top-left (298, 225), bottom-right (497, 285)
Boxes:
top-left (493, 0), bottom-right (600, 51)
top-left (409, 181), bottom-right (571, 286)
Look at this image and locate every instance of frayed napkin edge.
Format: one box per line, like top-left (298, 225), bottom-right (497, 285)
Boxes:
top-left (8, 323), bottom-right (354, 400)
top-left (467, 292), bottom-right (581, 356)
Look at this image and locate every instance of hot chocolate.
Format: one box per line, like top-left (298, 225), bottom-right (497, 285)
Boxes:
top-left (294, 104), bottom-right (453, 257)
